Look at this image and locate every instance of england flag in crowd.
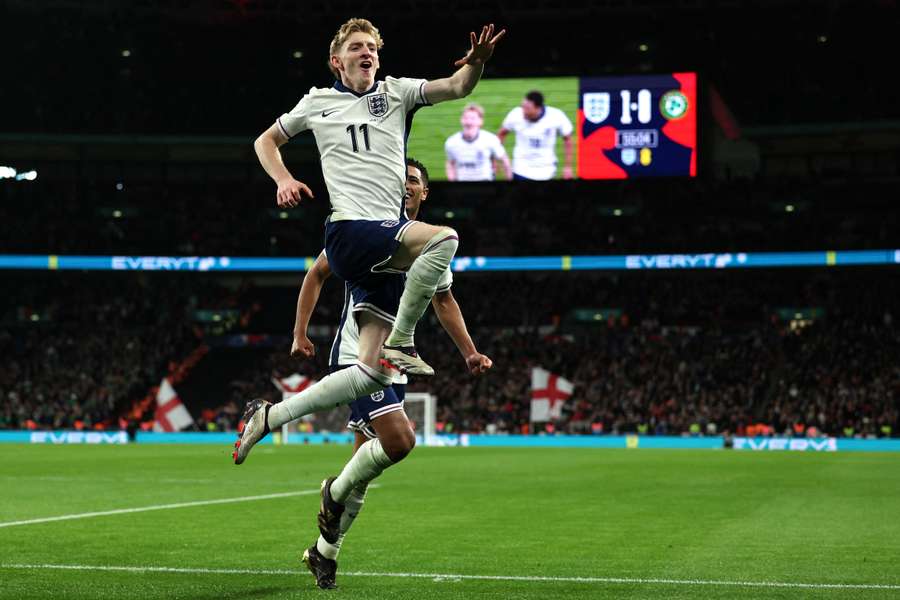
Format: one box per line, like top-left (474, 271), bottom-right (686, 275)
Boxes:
top-left (153, 378), bottom-right (195, 432)
top-left (272, 373), bottom-right (314, 401)
top-left (530, 367), bottom-right (573, 422)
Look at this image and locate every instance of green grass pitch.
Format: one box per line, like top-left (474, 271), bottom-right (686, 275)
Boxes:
top-left (406, 77), bottom-right (579, 181)
top-left (1, 444), bottom-right (899, 599)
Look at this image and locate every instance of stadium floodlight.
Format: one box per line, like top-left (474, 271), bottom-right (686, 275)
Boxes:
top-left (2, 167), bottom-right (37, 181)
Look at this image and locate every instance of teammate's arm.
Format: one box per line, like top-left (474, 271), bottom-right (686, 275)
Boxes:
top-left (431, 290), bottom-right (493, 375)
top-left (291, 251), bottom-right (332, 358)
top-left (496, 128), bottom-right (509, 144)
top-left (445, 139), bottom-right (458, 181)
top-left (492, 141), bottom-right (513, 180)
top-left (446, 159), bottom-right (458, 181)
top-left (254, 123), bottom-right (314, 208)
top-left (423, 24), bottom-right (506, 104)
top-left (496, 156), bottom-right (513, 180)
top-left (562, 134), bottom-right (574, 179)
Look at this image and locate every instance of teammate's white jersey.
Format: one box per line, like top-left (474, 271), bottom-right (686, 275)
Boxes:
top-left (500, 106), bottom-right (573, 180)
top-left (330, 267), bottom-right (453, 384)
top-left (444, 130), bottom-right (508, 181)
top-left (278, 77), bottom-right (430, 221)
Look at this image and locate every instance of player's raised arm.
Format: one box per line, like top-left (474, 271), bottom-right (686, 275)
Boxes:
top-left (291, 251), bottom-right (332, 359)
top-left (254, 122), bottom-right (314, 208)
top-left (424, 24), bottom-right (506, 105)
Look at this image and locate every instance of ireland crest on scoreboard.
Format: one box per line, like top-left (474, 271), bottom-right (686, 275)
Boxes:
top-left (583, 93), bottom-right (610, 124)
top-left (367, 93), bottom-right (389, 117)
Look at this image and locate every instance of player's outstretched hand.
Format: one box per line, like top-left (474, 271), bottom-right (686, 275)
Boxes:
top-left (466, 352), bottom-right (493, 375)
top-left (291, 334), bottom-right (315, 359)
top-left (454, 24), bottom-right (506, 68)
top-left (277, 177), bottom-right (314, 208)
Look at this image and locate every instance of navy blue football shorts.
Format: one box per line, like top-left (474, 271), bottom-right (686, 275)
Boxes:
top-left (325, 217), bottom-right (415, 323)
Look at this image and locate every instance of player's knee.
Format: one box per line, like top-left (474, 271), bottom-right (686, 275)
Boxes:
top-left (422, 227), bottom-right (459, 262)
top-left (383, 428), bottom-right (416, 463)
top-left (439, 227), bottom-right (459, 250)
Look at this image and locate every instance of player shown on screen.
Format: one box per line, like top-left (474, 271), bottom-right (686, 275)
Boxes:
top-left (444, 103), bottom-right (512, 181)
top-left (235, 15), bottom-right (504, 585)
top-left (291, 158), bottom-right (492, 588)
top-left (498, 90), bottom-right (574, 180)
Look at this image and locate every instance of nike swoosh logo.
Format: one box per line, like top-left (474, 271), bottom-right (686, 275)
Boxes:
top-left (321, 110), bottom-right (338, 118)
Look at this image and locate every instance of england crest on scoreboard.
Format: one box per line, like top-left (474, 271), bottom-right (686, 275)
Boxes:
top-left (583, 93), bottom-right (610, 124)
top-left (367, 93), bottom-right (389, 117)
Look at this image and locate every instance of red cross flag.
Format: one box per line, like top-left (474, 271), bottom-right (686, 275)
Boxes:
top-left (153, 378), bottom-right (195, 432)
top-left (530, 367), bottom-right (574, 422)
top-left (272, 373), bottom-right (314, 401)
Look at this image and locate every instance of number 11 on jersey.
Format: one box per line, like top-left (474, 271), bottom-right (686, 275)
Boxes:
top-left (346, 124), bottom-right (371, 152)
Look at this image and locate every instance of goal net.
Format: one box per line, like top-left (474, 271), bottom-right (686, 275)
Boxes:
top-left (404, 392), bottom-right (437, 446)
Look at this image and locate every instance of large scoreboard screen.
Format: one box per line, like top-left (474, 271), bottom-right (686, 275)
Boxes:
top-left (406, 72), bottom-right (697, 182)
top-left (578, 73), bottom-right (697, 179)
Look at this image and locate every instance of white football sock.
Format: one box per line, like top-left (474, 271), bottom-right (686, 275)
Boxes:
top-left (315, 483), bottom-right (368, 560)
top-left (386, 229), bottom-right (459, 347)
top-left (267, 364), bottom-right (391, 429)
top-left (330, 439), bottom-right (393, 503)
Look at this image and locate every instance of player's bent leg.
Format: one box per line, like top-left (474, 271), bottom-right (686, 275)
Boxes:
top-left (384, 223), bottom-right (459, 375)
top-left (235, 318), bottom-right (391, 465)
top-left (369, 409), bottom-right (416, 462)
top-left (264, 363), bottom-right (391, 431)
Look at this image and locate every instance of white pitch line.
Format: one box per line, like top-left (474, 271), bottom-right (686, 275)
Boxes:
top-left (0, 489), bottom-right (320, 529)
top-left (0, 564), bottom-right (897, 591)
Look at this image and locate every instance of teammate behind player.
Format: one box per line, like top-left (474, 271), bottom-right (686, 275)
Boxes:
top-left (445, 103), bottom-right (511, 181)
top-left (497, 90), bottom-right (574, 180)
top-left (293, 158), bottom-right (492, 588)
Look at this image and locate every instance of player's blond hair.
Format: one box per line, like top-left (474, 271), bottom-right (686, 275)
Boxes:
top-left (463, 103), bottom-right (485, 118)
top-left (328, 18), bottom-right (384, 78)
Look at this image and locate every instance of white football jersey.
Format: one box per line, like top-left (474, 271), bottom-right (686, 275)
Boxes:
top-left (329, 266), bottom-right (453, 384)
top-left (444, 130), bottom-right (508, 181)
top-left (278, 77), bottom-right (430, 221)
top-left (500, 106), bottom-right (573, 180)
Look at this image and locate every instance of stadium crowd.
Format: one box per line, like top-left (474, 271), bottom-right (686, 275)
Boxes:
top-left (8, 270), bottom-right (894, 438)
top-left (0, 275), bottom-right (214, 430)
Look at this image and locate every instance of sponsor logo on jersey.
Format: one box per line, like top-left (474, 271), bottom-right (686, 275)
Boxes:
top-left (660, 90), bottom-right (689, 120)
top-left (321, 109), bottom-right (338, 118)
top-left (583, 92), bottom-right (610, 124)
top-left (367, 93), bottom-right (389, 117)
